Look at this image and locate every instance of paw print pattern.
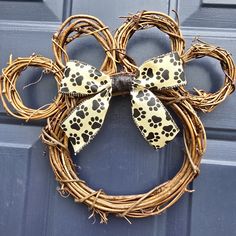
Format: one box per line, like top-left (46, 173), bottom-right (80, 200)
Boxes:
top-left (146, 132), bottom-right (161, 144)
top-left (161, 125), bottom-right (177, 137)
top-left (147, 97), bottom-right (161, 111)
top-left (68, 133), bottom-right (80, 145)
top-left (60, 82), bottom-right (69, 93)
top-left (69, 117), bottom-right (83, 131)
top-left (64, 66), bottom-right (71, 77)
top-left (169, 53), bottom-right (181, 66)
top-left (148, 115), bottom-right (162, 128)
top-left (70, 72), bottom-right (84, 86)
top-left (144, 82), bottom-right (155, 89)
top-left (174, 68), bottom-right (185, 84)
top-left (139, 125), bottom-right (147, 134)
top-left (76, 105), bottom-right (89, 119)
top-left (165, 111), bottom-right (172, 121)
top-left (75, 61), bottom-right (87, 68)
top-left (152, 56), bottom-right (164, 64)
top-left (82, 130), bottom-right (94, 142)
top-left (61, 124), bottom-right (67, 132)
top-left (141, 67), bottom-right (154, 80)
top-left (85, 81), bottom-right (98, 93)
top-left (92, 98), bottom-right (105, 113)
top-left (156, 68), bottom-right (170, 83)
top-left (100, 89), bottom-right (108, 98)
top-left (135, 89), bottom-right (150, 101)
top-left (88, 116), bottom-right (102, 129)
top-left (88, 66), bottom-right (102, 80)
top-left (133, 107), bottom-right (146, 121)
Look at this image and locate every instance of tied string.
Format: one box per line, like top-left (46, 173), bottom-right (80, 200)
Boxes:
top-left (59, 51), bottom-right (187, 153)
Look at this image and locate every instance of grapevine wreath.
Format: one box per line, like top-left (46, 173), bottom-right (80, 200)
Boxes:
top-left (0, 11), bottom-right (235, 223)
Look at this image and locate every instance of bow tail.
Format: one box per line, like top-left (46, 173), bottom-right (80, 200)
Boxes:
top-left (131, 86), bottom-right (179, 149)
top-left (60, 87), bottom-right (112, 153)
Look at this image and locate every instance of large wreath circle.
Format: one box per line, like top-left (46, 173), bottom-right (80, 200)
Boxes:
top-left (41, 94), bottom-right (206, 223)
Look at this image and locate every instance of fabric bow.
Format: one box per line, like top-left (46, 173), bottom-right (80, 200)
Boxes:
top-left (60, 52), bottom-right (186, 152)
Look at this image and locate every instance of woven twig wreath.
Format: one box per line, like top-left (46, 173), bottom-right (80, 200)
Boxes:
top-left (42, 12), bottom-right (207, 222)
top-left (0, 11), bottom-right (235, 224)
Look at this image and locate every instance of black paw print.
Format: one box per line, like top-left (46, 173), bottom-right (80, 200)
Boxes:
top-left (68, 133), bottom-right (80, 145)
top-left (148, 115), bottom-right (162, 128)
top-left (165, 111), bottom-right (172, 121)
top-left (147, 97), bottom-right (161, 111)
top-left (82, 130), bottom-right (94, 142)
top-left (136, 89), bottom-right (150, 101)
top-left (64, 66), bottom-right (71, 77)
top-left (174, 68), bottom-right (185, 84)
top-left (141, 67), bottom-right (154, 80)
top-left (146, 132), bottom-right (161, 143)
top-left (133, 107), bottom-right (146, 121)
top-left (76, 105), bottom-right (89, 119)
top-left (92, 98), bottom-right (105, 113)
top-left (100, 89), bottom-right (108, 98)
top-left (61, 124), bottom-right (67, 132)
top-left (88, 116), bottom-right (102, 129)
top-left (69, 117), bottom-right (83, 131)
top-left (70, 72), bottom-right (84, 86)
top-left (139, 125), bottom-right (147, 134)
top-left (169, 53), bottom-right (181, 66)
top-left (161, 125), bottom-right (177, 137)
top-left (100, 80), bottom-right (108, 86)
top-left (152, 56), bottom-right (164, 64)
top-left (88, 66), bottom-right (102, 80)
top-left (133, 79), bottom-right (142, 85)
top-left (60, 82), bottom-right (69, 93)
top-left (85, 81), bottom-right (98, 93)
top-left (156, 68), bottom-right (170, 82)
top-left (144, 82), bottom-right (155, 89)
top-left (75, 61), bottom-right (87, 68)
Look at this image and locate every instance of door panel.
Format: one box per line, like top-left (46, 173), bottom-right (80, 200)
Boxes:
top-left (0, 1), bottom-right (235, 236)
top-left (179, 1), bottom-right (236, 236)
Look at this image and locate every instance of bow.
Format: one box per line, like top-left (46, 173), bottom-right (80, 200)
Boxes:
top-left (60, 52), bottom-right (186, 152)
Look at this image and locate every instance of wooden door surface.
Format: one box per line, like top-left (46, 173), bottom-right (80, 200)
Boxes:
top-left (0, 1), bottom-right (236, 235)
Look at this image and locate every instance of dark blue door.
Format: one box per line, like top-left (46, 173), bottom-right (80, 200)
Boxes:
top-left (0, 1), bottom-right (236, 235)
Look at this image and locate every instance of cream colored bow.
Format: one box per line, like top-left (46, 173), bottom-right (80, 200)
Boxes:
top-left (60, 52), bottom-right (186, 152)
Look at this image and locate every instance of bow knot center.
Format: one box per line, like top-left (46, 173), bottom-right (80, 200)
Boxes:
top-left (111, 74), bottom-right (133, 93)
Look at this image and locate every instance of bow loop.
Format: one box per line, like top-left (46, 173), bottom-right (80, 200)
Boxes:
top-left (130, 52), bottom-right (186, 149)
top-left (60, 61), bottom-right (111, 96)
top-left (61, 87), bottom-right (112, 153)
top-left (134, 52), bottom-right (186, 89)
top-left (131, 86), bottom-right (179, 149)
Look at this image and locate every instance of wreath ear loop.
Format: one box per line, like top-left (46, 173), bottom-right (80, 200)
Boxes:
top-left (0, 55), bottom-right (63, 120)
top-left (115, 11), bottom-right (186, 73)
top-left (52, 14), bottom-right (117, 74)
top-left (181, 42), bottom-right (236, 112)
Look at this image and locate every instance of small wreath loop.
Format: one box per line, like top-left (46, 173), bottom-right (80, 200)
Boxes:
top-left (181, 43), bottom-right (236, 112)
top-left (41, 91), bottom-right (206, 223)
top-left (52, 14), bottom-right (117, 74)
top-left (114, 11), bottom-right (185, 73)
top-left (0, 55), bottom-right (63, 120)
